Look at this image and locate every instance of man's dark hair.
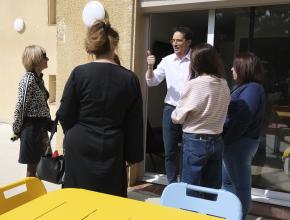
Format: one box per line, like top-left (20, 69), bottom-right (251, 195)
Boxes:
top-left (172, 26), bottom-right (193, 45)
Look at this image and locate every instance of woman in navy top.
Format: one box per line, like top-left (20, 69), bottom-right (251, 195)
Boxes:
top-left (222, 52), bottom-right (266, 219)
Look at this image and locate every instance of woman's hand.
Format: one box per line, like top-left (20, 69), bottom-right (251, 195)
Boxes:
top-left (10, 133), bottom-right (19, 142)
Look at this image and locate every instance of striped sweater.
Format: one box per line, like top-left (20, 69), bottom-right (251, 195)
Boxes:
top-left (171, 75), bottom-right (230, 134)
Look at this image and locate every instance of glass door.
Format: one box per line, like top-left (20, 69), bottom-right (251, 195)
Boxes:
top-left (144, 10), bottom-right (209, 183)
top-left (214, 5), bottom-right (290, 204)
top-left (143, 5), bottom-right (290, 205)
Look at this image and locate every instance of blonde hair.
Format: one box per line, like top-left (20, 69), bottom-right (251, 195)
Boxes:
top-left (22, 45), bottom-right (46, 72)
top-left (85, 19), bottom-right (119, 57)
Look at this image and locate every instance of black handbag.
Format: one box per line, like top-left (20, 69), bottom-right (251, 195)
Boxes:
top-left (36, 120), bottom-right (65, 184)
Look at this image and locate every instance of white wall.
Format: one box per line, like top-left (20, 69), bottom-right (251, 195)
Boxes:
top-left (141, 0), bottom-right (290, 13)
top-left (0, 0), bottom-right (56, 123)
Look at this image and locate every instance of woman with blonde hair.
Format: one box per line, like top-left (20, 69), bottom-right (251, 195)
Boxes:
top-left (12, 45), bottom-right (51, 177)
top-left (56, 19), bottom-right (143, 197)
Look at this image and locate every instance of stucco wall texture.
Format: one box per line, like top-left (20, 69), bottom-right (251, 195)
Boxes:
top-left (56, 0), bottom-right (137, 102)
top-left (55, 0), bottom-right (142, 143)
top-left (55, 0), bottom-right (144, 184)
top-left (0, 0), bottom-right (57, 123)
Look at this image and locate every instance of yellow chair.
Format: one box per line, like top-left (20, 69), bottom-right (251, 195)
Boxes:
top-left (0, 177), bottom-right (47, 214)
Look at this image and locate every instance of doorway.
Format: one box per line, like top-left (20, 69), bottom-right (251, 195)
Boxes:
top-left (144, 10), bottom-right (209, 183)
top-left (142, 3), bottom-right (290, 207)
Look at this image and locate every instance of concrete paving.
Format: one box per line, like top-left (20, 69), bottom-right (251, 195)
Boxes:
top-left (0, 123), bottom-right (60, 191)
top-left (0, 123), bottom-right (271, 219)
top-left (0, 122), bottom-right (156, 197)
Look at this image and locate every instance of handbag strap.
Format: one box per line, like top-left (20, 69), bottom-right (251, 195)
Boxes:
top-left (20, 74), bottom-right (31, 122)
top-left (44, 119), bottom-right (58, 156)
top-left (49, 119), bottom-right (58, 142)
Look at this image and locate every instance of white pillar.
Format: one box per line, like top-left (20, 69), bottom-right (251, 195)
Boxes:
top-left (207, 9), bottom-right (215, 46)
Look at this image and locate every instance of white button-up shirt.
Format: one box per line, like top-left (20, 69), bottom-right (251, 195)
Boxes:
top-left (146, 50), bottom-right (191, 106)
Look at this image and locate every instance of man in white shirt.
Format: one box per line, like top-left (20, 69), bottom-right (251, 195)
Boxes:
top-left (146, 27), bottom-right (193, 183)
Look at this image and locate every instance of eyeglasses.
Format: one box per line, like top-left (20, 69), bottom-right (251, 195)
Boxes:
top-left (170, 39), bottom-right (185, 45)
top-left (42, 53), bottom-right (49, 60)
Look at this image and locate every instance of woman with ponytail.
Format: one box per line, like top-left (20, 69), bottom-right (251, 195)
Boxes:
top-left (56, 20), bottom-right (143, 197)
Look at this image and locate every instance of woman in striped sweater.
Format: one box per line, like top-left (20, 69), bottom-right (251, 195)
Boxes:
top-left (171, 43), bottom-right (230, 190)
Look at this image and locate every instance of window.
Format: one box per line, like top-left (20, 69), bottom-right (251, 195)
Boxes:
top-left (215, 5), bottom-right (290, 195)
top-left (48, 0), bottom-right (56, 25)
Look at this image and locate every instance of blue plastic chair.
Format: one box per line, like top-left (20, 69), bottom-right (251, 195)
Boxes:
top-left (160, 182), bottom-right (242, 220)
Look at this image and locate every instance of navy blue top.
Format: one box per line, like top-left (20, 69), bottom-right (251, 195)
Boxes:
top-left (223, 82), bottom-right (266, 145)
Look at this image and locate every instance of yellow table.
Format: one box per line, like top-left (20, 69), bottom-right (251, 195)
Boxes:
top-left (0, 188), bottom-right (221, 220)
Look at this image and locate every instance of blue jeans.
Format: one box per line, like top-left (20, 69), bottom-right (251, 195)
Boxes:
top-left (181, 133), bottom-right (224, 190)
top-left (162, 104), bottom-right (182, 183)
top-left (222, 137), bottom-right (259, 220)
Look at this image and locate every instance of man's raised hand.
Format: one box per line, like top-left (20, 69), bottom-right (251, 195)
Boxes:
top-left (147, 50), bottom-right (155, 68)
